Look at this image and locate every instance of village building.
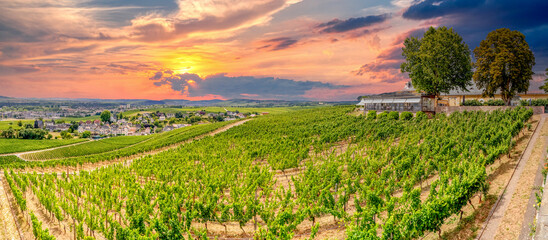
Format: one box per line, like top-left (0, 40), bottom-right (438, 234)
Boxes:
top-left (358, 81), bottom-right (548, 113)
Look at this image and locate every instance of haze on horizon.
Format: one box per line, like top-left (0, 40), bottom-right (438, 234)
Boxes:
top-left (0, 0), bottom-right (547, 101)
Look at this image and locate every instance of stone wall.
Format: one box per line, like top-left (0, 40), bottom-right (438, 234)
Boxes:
top-left (435, 106), bottom-right (545, 115)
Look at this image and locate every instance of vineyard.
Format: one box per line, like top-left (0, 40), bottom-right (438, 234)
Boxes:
top-left (0, 138), bottom-right (87, 154)
top-left (0, 121), bottom-right (234, 169)
top-left (21, 135), bottom-right (153, 161)
top-left (1, 106), bottom-right (534, 240)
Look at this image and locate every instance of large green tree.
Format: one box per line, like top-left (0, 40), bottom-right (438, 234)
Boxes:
top-left (100, 110), bottom-right (111, 123)
top-left (401, 26), bottom-right (473, 97)
top-left (539, 68), bottom-right (548, 92)
top-left (473, 28), bottom-right (535, 105)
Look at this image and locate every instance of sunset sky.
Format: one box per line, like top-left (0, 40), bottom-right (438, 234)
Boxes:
top-left (1, 0), bottom-right (547, 101)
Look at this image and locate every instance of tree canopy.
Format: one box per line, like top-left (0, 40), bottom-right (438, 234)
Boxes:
top-left (401, 26), bottom-right (472, 97)
top-left (539, 68), bottom-right (548, 93)
top-left (100, 110), bottom-right (111, 123)
top-left (473, 28), bottom-right (535, 105)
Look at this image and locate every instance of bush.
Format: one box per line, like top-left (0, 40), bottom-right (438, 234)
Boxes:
top-left (60, 131), bottom-right (73, 139)
top-left (485, 99), bottom-right (505, 106)
top-left (378, 112), bottom-right (388, 120)
top-left (367, 110), bottom-right (377, 120)
top-left (463, 100), bottom-right (483, 106)
top-left (81, 131), bottom-right (91, 138)
top-left (18, 128), bottom-right (47, 140)
top-left (401, 111), bottom-right (413, 120)
top-left (521, 98), bottom-right (548, 107)
top-left (388, 111), bottom-right (399, 120)
top-left (415, 111), bottom-right (427, 120)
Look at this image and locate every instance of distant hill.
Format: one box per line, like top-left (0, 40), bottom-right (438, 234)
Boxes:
top-left (0, 96), bottom-right (355, 107)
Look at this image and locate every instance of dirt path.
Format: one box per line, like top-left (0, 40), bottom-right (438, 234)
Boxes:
top-left (477, 114), bottom-right (547, 240)
top-left (18, 134), bottom-right (155, 161)
top-left (9, 119), bottom-right (251, 175)
top-left (519, 135), bottom-right (548, 239)
top-left (0, 176), bottom-right (21, 240)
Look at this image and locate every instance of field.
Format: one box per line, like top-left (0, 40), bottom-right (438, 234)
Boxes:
top-left (21, 135), bottom-right (153, 160)
top-left (123, 106), bottom-right (315, 116)
top-left (1, 106), bottom-right (535, 240)
top-left (0, 138), bottom-right (87, 154)
top-left (0, 120), bottom-right (235, 169)
top-left (0, 119), bottom-right (34, 130)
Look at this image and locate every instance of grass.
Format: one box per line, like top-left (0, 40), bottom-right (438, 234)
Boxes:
top-left (0, 138), bottom-right (87, 154)
top-left (0, 120), bottom-right (34, 130)
top-left (22, 135), bottom-right (152, 160)
top-left (59, 115), bottom-right (100, 122)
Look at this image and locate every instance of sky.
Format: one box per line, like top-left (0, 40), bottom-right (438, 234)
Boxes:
top-left (0, 0), bottom-right (547, 101)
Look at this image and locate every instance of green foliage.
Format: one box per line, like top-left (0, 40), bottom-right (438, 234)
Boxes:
top-left (415, 111), bottom-right (427, 120)
top-left (377, 112), bottom-right (388, 120)
top-left (367, 110), bottom-right (377, 120)
top-left (521, 98), bottom-right (548, 107)
top-left (100, 110), bottom-right (111, 123)
top-left (30, 212), bottom-right (56, 240)
top-left (18, 128), bottom-right (47, 139)
top-left (401, 26), bottom-right (472, 96)
top-left (60, 130), bottom-right (73, 139)
top-left (1, 121), bottom-right (232, 168)
top-left (189, 116), bottom-right (202, 124)
top-left (400, 111), bottom-right (413, 120)
top-left (485, 99), bottom-right (506, 106)
top-left (0, 138), bottom-right (85, 154)
top-left (81, 131), bottom-right (91, 138)
top-left (4, 107), bottom-right (534, 239)
top-left (23, 135), bottom-right (152, 160)
top-left (463, 100), bottom-right (483, 106)
top-left (540, 68), bottom-right (548, 92)
top-left (0, 127), bottom-right (16, 138)
top-left (473, 28), bottom-right (536, 105)
top-left (388, 111), bottom-right (399, 120)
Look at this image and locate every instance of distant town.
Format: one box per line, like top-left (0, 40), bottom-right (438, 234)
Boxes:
top-left (0, 104), bottom-right (269, 139)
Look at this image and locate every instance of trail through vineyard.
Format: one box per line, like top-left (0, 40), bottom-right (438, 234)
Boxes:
top-left (2, 107), bottom-right (542, 240)
top-left (0, 176), bottom-right (21, 240)
top-left (478, 114), bottom-right (548, 240)
top-left (11, 119), bottom-right (251, 174)
top-left (0, 140), bottom-right (91, 157)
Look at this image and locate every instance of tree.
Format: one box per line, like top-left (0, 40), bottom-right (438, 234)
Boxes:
top-left (60, 130), bottom-right (73, 139)
top-left (81, 131), bottom-right (91, 138)
top-left (539, 68), bottom-right (548, 92)
top-left (401, 26), bottom-right (473, 98)
top-left (100, 110), bottom-right (111, 123)
top-left (473, 28), bottom-right (535, 105)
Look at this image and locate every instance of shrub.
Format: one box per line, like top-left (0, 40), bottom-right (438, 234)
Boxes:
top-left (401, 111), bottom-right (413, 120)
top-left (378, 112), bottom-right (388, 120)
top-left (367, 110), bottom-right (377, 120)
top-left (81, 131), bottom-right (91, 138)
top-left (463, 100), bottom-right (482, 106)
top-left (415, 111), bottom-right (427, 120)
top-left (388, 111), bottom-right (399, 120)
top-left (18, 128), bottom-right (47, 140)
top-left (60, 131), bottom-right (73, 139)
top-left (485, 99), bottom-right (505, 106)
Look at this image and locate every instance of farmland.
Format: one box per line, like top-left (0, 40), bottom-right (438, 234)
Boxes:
top-left (1, 106), bottom-right (535, 240)
top-left (0, 138), bottom-right (87, 154)
top-left (122, 106), bottom-right (314, 116)
top-left (21, 135), bottom-right (153, 160)
top-left (0, 120), bottom-right (235, 169)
